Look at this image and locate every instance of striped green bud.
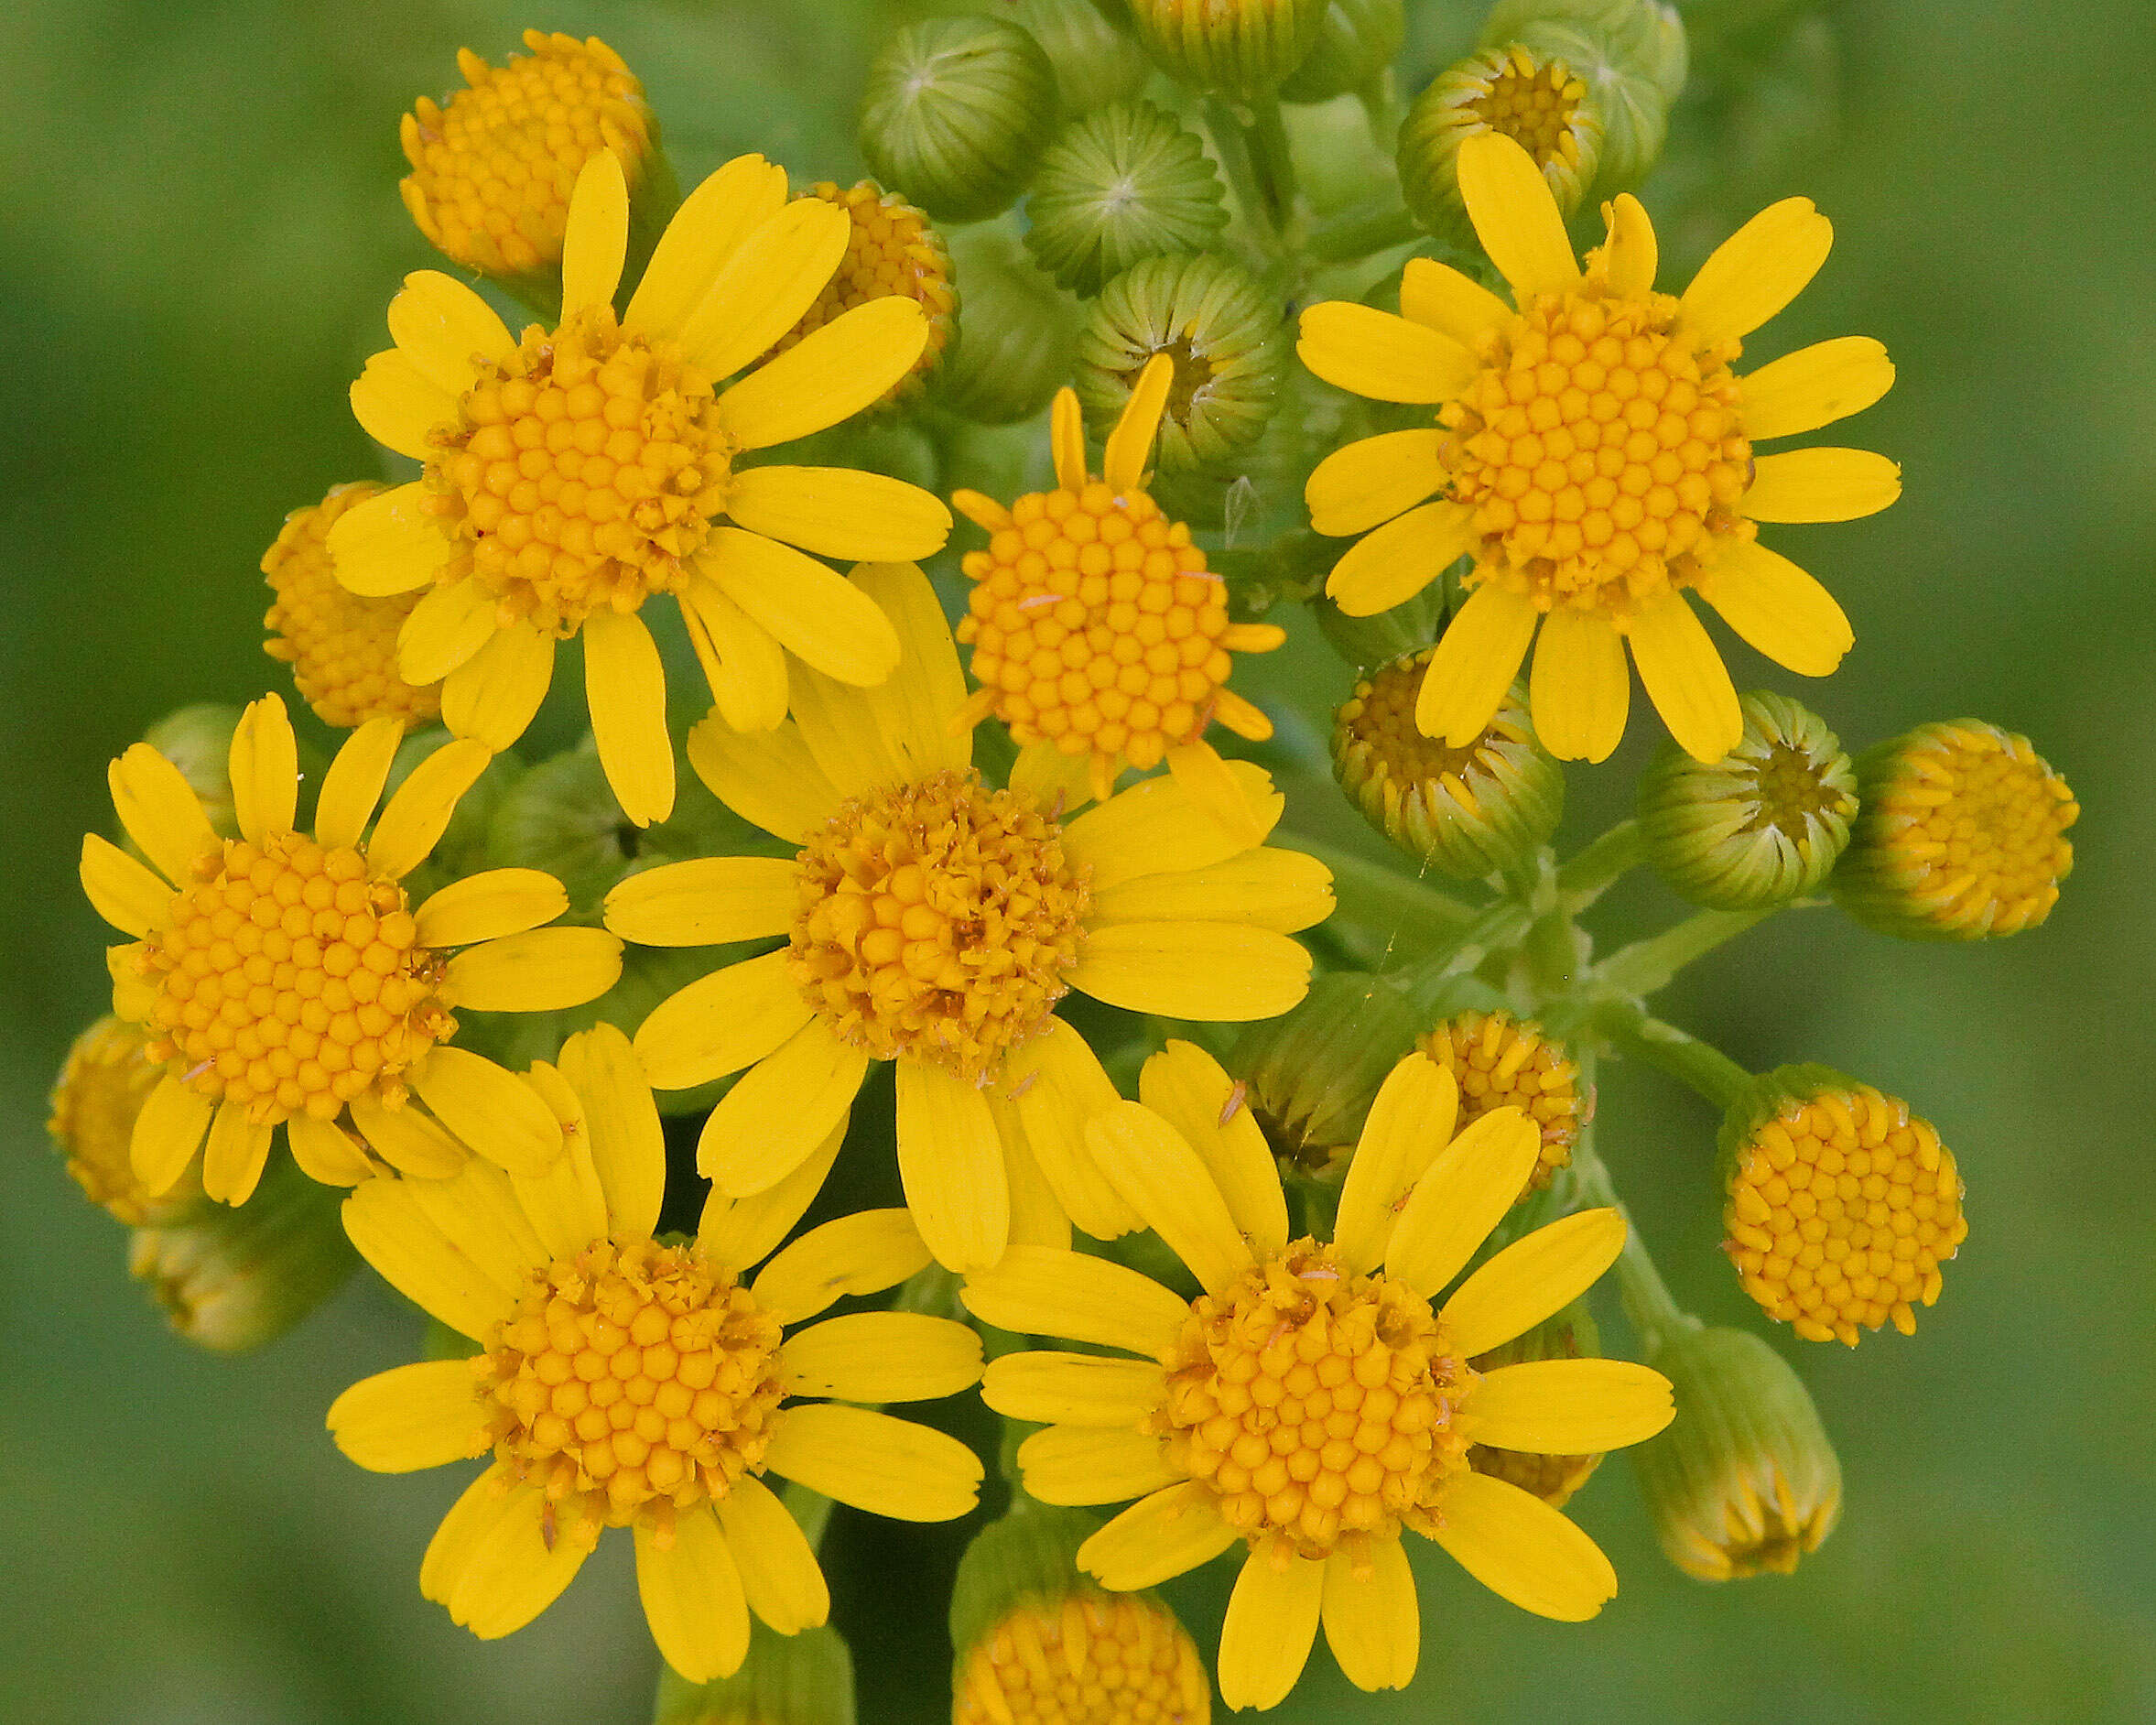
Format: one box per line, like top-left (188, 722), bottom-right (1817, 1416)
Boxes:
top-left (859, 15), bottom-right (1059, 224)
top-left (1023, 100), bottom-right (1230, 296)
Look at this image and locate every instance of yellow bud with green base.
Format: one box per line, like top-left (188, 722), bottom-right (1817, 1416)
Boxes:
top-left (1125, 0), bottom-right (1329, 100)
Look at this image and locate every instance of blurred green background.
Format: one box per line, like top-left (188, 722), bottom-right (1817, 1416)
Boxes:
top-left (3, 1), bottom-right (2151, 1720)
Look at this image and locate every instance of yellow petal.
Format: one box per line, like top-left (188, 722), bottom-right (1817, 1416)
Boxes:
top-left (324, 482), bottom-right (452, 597)
top-left (438, 1473), bottom-right (591, 1638)
top-left (1326, 498), bottom-right (1477, 617)
top-left (341, 1177), bottom-right (517, 1340)
top-left (981, 1352), bottom-right (1167, 1427)
top-left (560, 150), bottom-right (629, 318)
top-left (603, 856), bottom-right (796, 947)
top-left (726, 467), bottom-right (953, 563)
top-left (1468, 1358), bottom-right (1675, 1453)
top-left (286, 1112), bottom-right (376, 1186)
top-left (583, 608), bottom-right (676, 828)
top-left (1457, 131), bottom-right (1581, 301)
top-left (1296, 300), bottom-right (1477, 404)
top-left (1062, 759), bottom-right (1283, 891)
top-left (1530, 607), bottom-right (1631, 764)
top-left (1091, 846), bottom-right (1335, 937)
top-left (1084, 1101), bottom-right (1253, 1294)
top-left (685, 711), bottom-right (844, 843)
top-left (717, 297), bottom-right (930, 449)
top-left (703, 529), bottom-right (901, 687)
top-left (328, 1360), bottom-right (491, 1472)
top-left (1334, 1052), bottom-right (1459, 1275)
top-left (635, 951), bottom-right (811, 1092)
top-left (414, 868), bottom-right (570, 949)
top-left (699, 1022), bottom-right (869, 1198)
top-left (1136, 1040), bottom-right (1288, 1258)
top-left (678, 197), bottom-right (851, 383)
top-left (1417, 581), bottom-right (1537, 744)
top-left (409, 1047), bottom-right (564, 1177)
top-left (1442, 1208), bottom-right (1627, 1358)
top-left (444, 928), bottom-right (622, 1013)
top-left (1691, 539), bottom-right (1853, 678)
top-left (1017, 1425), bottom-right (1178, 1506)
top-left (107, 940), bottom-right (156, 1022)
top-left (1426, 1470), bottom-right (1617, 1620)
top-left (1077, 1482), bottom-right (1238, 1590)
top-left (440, 621), bottom-right (556, 752)
top-left (396, 1150), bottom-right (554, 1288)
top-left (1321, 1538), bottom-right (1419, 1693)
top-left (1744, 448), bottom-right (1902, 523)
top-left (1306, 430), bottom-right (1446, 539)
top-left (556, 1024), bottom-right (666, 1240)
top-left (348, 1091), bottom-right (467, 1180)
top-left (1103, 352), bottom-right (1173, 492)
top-left (130, 1073), bottom-right (213, 1196)
top-left (200, 1101), bottom-right (272, 1206)
top-left (351, 348), bottom-right (456, 461)
top-left (80, 832), bottom-right (171, 939)
top-left (780, 1311), bottom-right (984, 1402)
top-left (1384, 1107), bottom-right (1544, 1298)
top-left (419, 1460), bottom-right (515, 1602)
top-left (1740, 335), bottom-right (1894, 439)
top-left (1165, 740), bottom-right (1262, 851)
top-left (1399, 255), bottom-right (1511, 347)
top-left (1000, 1018), bottom-right (1141, 1241)
top-left (1219, 1548), bottom-right (1325, 1712)
top-left (679, 577), bottom-right (789, 732)
top-left (385, 270), bottom-right (512, 395)
top-left (698, 1112), bottom-right (846, 1276)
top-left (1066, 922), bottom-right (1312, 1022)
top-left (712, 1474), bottom-right (829, 1634)
top-left (228, 693), bottom-right (298, 843)
top-left (108, 742), bottom-right (219, 885)
top-left (959, 1244), bottom-right (1188, 1356)
top-left (1680, 196), bottom-right (1833, 348)
top-left (315, 717), bottom-right (406, 851)
top-left (1051, 386), bottom-right (1088, 493)
top-left (365, 736), bottom-right (492, 880)
top-left (895, 1058), bottom-right (1012, 1275)
top-left (626, 154), bottom-right (791, 339)
top-left (998, 1094), bottom-right (1071, 1252)
top-left (761, 1403), bottom-right (983, 1523)
top-left (1626, 589), bottom-right (1743, 764)
top-left (634, 1510), bottom-right (749, 1683)
top-left (753, 1208), bottom-right (929, 1326)
top-left (785, 561), bottom-right (970, 788)
top-left (1599, 192), bottom-right (1658, 298)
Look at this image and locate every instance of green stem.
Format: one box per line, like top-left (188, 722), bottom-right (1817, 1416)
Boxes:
top-left (1595, 1004), bottom-right (1752, 1113)
top-left (1242, 94), bottom-right (1298, 238)
top-left (1555, 819), bottom-right (1644, 911)
top-left (1594, 906), bottom-right (1774, 998)
top-left (1390, 897), bottom-right (1533, 1013)
top-left (1306, 197), bottom-right (1420, 263)
top-left (1567, 1047), bottom-right (1699, 1355)
top-left (1287, 836), bottom-right (1479, 943)
top-left (1355, 69), bottom-right (1401, 153)
top-left (1204, 96), bottom-right (1282, 255)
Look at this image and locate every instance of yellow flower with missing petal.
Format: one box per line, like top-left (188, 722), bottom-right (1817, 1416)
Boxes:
top-left (968, 1047), bottom-right (1673, 1709)
top-left (332, 152), bottom-right (954, 827)
top-left (330, 1025), bottom-right (983, 1682)
top-left (1301, 130), bottom-right (1898, 765)
top-left (602, 563), bottom-right (1330, 1275)
top-left (78, 693), bottom-right (621, 1203)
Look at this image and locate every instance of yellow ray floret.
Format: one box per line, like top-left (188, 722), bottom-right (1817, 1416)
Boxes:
top-left (1300, 131), bottom-right (1899, 765)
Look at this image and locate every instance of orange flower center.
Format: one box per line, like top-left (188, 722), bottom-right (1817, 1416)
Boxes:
top-left (955, 1593), bottom-right (1211, 1725)
top-left (1336, 647), bottom-right (1529, 790)
top-left (770, 180), bottom-right (953, 396)
top-left (1455, 47), bottom-right (1589, 169)
top-left (142, 834), bottom-right (449, 1126)
top-left (479, 1237), bottom-right (784, 1540)
top-left (789, 770), bottom-right (1089, 1081)
top-left (1421, 1011), bottom-right (1580, 1194)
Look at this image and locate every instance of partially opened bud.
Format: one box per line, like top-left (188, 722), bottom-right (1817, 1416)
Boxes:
top-left (1017, 0), bottom-right (1154, 114)
top-left (1419, 1011), bottom-right (1581, 1197)
top-left (1468, 1303), bottom-right (1606, 1507)
top-left (860, 15), bottom-right (1059, 224)
top-left (1023, 100), bottom-right (1230, 297)
top-left (49, 1017), bottom-right (200, 1227)
top-left (1631, 1325), bottom-right (1842, 1580)
top-left (1399, 43), bottom-right (1602, 233)
top-left (1230, 971), bottom-right (1422, 1175)
top-left (654, 1624), bottom-right (856, 1725)
top-left (1280, 0), bottom-right (1407, 104)
top-left (1126, 0), bottom-right (1329, 99)
top-left (1479, 0), bottom-right (1688, 194)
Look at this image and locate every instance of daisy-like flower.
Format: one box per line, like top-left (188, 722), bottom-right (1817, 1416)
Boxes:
top-left (79, 693), bottom-right (621, 1204)
top-left (950, 355), bottom-right (1286, 808)
top-left (602, 561), bottom-right (1330, 1274)
top-left (330, 1025), bottom-right (984, 1680)
top-left (1301, 130), bottom-right (1900, 765)
top-left (331, 151), bottom-right (954, 828)
top-left (966, 1046), bottom-right (1673, 1709)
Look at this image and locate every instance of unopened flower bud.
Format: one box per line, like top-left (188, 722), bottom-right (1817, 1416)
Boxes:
top-left (138, 704), bottom-right (244, 841)
top-left (1637, 691), bottom-right (1856, 911)
top-left (49, 1017), bottom-right (201, 1227)
top-left (1631, 1325), bottom-right (1842, 1580)
top-left (1126, 0), bottom-right (1329, 100)
top-left (482, 741), bottom-right (631, 909)
top-left (1468, 1303), bottom-right (1605, 1506)
top-left (1075, 255), bottom-right (1284, 472)
top-left (1333, 659), bottom-right (1564, 880)
top-left (1280, 0), bottom-right (1407, 104)
top-left (1834, 720), bottom-right (2076, 941)
top-left (860, 15), bottom-right (1059, 224)
top-left (654, 1624), bottom-right (857, 1725)
top-left (1479, 0), bottom-right (1688, 195)
top-left (1023, 100), bottom-right (1230, 297)
top-left (1016, 0), bottom-right (1154, 115)
top-left (1420, 1011), bottom-right (1581, 1197)
top-left (1230, 971), bottom-right (1422, 1175)
top-left (1399, 43), bottom-right (1603, 233)
top-left (1720, 1066), bottom-right (1966, 1346)
top-left (934, 230), bottom-right (1083, 424)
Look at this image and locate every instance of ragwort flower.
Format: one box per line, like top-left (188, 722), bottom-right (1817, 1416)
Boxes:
top-left (1301, 131), bottom-right (1898, 764)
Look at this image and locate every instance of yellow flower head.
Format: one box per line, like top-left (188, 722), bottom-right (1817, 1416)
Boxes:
top-left (79, 693), bottom-right (621, 1204)
top-left (1835, 720), bottom-right (2076, 940)
top-left (1301, 130), bottom-right (1899, 765)
top-left (334, 152), bottom-right (954, 827)
top-left (400, 31), bottom-right (656, 285)
top-left (1419, 1010), bottom-right (1581, 1196)
top-left (263, 482), bottom-right (443, 732)
top-left (955, 1590), bottom-right (1211, 1725)
top-left (968, 1047), bottom-right (1672, 1709)
top-left (602, 564), bottom-right (1331, 1275)
top-left (49, 1015), bottom-right (198, 1226)
top-left (951, 358), bottom-right (1285, 807)
top-left (1722, 1069), bottom-right (1966, 1345)
top-left (1399, 44), bottom-right (1603, 230)
top-left (768, 180), bottom-right (955, 406)
top-left (329, 1025), bottom-right (983, 1682)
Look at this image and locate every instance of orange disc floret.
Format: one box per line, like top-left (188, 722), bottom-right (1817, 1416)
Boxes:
top-left (423, 308), bottom-right (731, 636)
top-left (770, 180), bottom-right (954, 402)
top-left (1147, 1239), bottom-right (1473, 1560)
top-left (1420, 1011), bottom-right (1581, 1196)
top-left (1460, 47), bottom-right (1590, 167)
top-left (789, 769), bottom-right (1089, 1081)
top-left (479, 1237), bottom-right (785, 1546)
top-left (263, 482), bottom-right (443, 730)
top-left (49, 1016), bottom-right (197, 1226)
top-left (955, 1592), bottom-right (1211, 1725)
top-left (140, 834), bottom-right (452, 1126)
top-left (1724, 1081), bottom-right (1966, 1346)
top-left (400, 30), bottom-right (654, 279)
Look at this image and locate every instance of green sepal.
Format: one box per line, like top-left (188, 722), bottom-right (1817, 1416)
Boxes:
top-left (653, 1623), bottom-right (856, 1725)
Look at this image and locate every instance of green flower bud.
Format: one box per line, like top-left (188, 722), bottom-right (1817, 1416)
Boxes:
top-left (1023, 99), bottom-right (1229, 296)
top-left (1126, 0), bottom-right (1329, 99)
top-left (50, 1016), bottom-right (203, 1228)
top-left (128, 1148), bottom-right (358, 1351)
top-left (1310, 582), bottom-right (1443, 672)
top-left (482, 741), bottom-right (634, 910)
top-left (1279, 0), bottom-right (1406, 104)
top-left (1468, 1302), bottom-right (1605, 1507)
top-left (1834, 720), bottom-right (2076, 942)
top-left (859, 15), bottom-right (1059, 224)
top-left (1637, 690), bottom-right (1856, 911)
top-left (1332, 659), bottom-right (1564, 881)
top-left (1015, 0), bottom-right (1154, 114)
top-left (1399, 42), bottom-right (1603, 234)
top-left (140, 704), bottom-right (245, 840)
top-left (1630, 1326), bottom-right (1842, 1581)
top-left (655, 1623), bottom-right (855, 1725)
top-left (933, 228), bottom-right (1083, 425)
top-left (1479, 0), bottom-right (1688, 196)
top-left (1230, 971), bottom-right (1422, 1175)
top-left (1074, 254), bottom-right (1284, 472)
